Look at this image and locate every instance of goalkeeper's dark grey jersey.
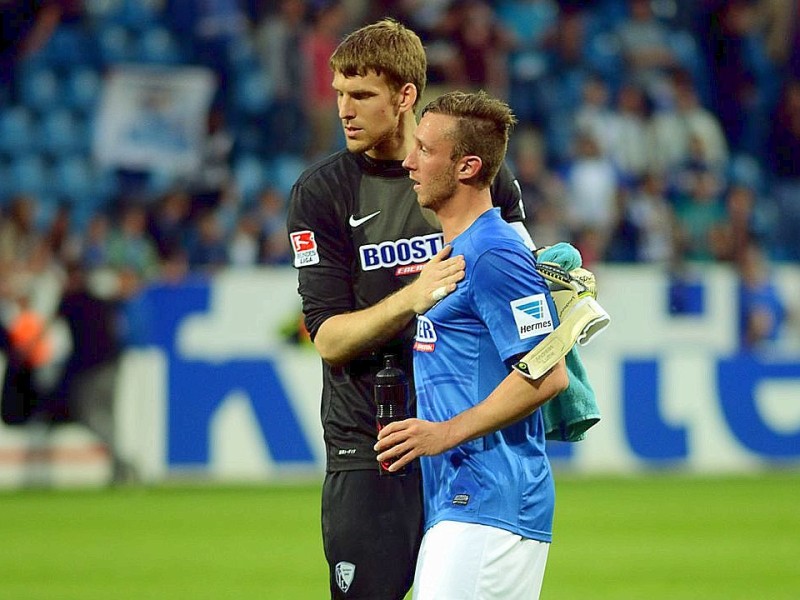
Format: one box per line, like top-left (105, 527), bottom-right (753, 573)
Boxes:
top-left (287, 149), bottom-right (525, 471)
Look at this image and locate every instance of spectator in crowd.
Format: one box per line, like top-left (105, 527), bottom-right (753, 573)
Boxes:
top-left (186, 209), bottom-right (229, 272)
top-left (562, 129), bottom-right (619, 264)
top-left (79, 212), bottom-right (112, 271)
top-left (496, 0), bottom-right (559, 125)
top-left (438, 0), bottom-right (514, 99)
top-left (672, 168), bottom-right (727, 262)
top-left (606, 81), bottom-right (654, 185)
top-left (614, 0), bottom-right (682, 98)
top-left (736, 241), bottom-right (787, 351)
top-left (509, 127), bottom-right (569, 247)
top-left (165, 0), bottom-right (250, 107)
top-left (254, 0), bottom-right (310, 156)
top-left (753, 0), bottom-right (800, 78)
top-left (713, 182), bottom-right (774, 264)
top-left (106, 204), bottom-right (160, 281)
top-left (302, 0), bottom-right (348, 160)
top-left (42, 202), bottom-right (81, 266)
top-left (699, 0), bottom-right (778, 156)
top-left (48, 263), bottom-right (128, 472)
top-left (539, 9), bottom-right (594, 160)
top-left (227, 212), bottom-right (260, 267)
top-left (650, 69), bottom-right (729, 176)
top-left (251, 186), bottom-right (291, 265)
top-left (0, 195), bottom-right (43, 274)
top-left (147, 188), bottom-right (193, 261)
top-left (766, 77), bottom-right (800, 261)
top-left (624, 170), bottom-right (675, 264)
top-left (573, 74), bottom-right (620, 160)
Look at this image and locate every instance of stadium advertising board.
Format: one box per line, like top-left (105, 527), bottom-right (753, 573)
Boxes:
top-left (1, 266), bottom-right (799, 487)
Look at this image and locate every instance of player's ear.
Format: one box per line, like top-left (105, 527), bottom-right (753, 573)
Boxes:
top-left (397, 83), bottom-right (417, 113)
top-left (457, 156), bottom-right (482, 180)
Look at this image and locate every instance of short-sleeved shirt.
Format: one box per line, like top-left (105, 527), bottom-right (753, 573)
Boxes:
top-left (413, 208), bottom-right (558, 542)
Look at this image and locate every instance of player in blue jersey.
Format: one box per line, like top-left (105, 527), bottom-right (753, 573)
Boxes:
top-left (375, 90), bottom-right (569, 599)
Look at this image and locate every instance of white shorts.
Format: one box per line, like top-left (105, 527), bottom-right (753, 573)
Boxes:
top-left (412, 520), bottom-right (550, 600)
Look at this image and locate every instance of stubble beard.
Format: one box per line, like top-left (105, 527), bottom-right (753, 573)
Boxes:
top-left (344, 104), bottom-right (403, 158)
top-left (419, 169), bottom-right (458, 214)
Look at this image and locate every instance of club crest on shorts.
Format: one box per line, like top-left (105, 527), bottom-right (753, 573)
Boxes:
top-left (335, 561), bottom-right (356, 593)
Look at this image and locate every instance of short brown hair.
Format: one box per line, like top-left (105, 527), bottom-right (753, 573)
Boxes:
top-left (329, 19), bottom-right (427, 109)
top-left (421, 90), bottom-right (517, 188)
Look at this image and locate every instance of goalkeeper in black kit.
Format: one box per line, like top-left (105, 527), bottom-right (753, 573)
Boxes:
top-left (286, 19), bottom-right (533, 600)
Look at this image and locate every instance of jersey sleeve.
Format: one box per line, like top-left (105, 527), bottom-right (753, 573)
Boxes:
top-left (491, 162), bottom-right (525, 224)
top-left (471, 246), bottom-right (558, 363)
top-left (286, 175), bottom-right (355, 340)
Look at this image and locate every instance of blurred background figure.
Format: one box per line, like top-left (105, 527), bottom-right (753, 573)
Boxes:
top-left (301, 0), bottom-right (347, 161)
top-left (736, 242), bottom-right (788, 352)
top-left (254, 0), bottom-right (310, 157)
top-left (47, 262), bottom-right (134, 482)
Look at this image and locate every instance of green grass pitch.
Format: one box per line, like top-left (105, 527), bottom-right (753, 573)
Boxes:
top-left (0, 472), bottom-right (797, 599)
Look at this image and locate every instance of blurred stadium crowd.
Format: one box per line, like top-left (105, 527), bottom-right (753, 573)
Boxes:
top-left (0, 0), bottom-right (798, 317)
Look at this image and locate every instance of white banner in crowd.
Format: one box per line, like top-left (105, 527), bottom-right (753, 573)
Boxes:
top-left (93, 65), bottom-right (216, 174)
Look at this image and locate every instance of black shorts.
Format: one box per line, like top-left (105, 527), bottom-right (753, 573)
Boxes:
top-left (322, 468), bottom-right (423, 599)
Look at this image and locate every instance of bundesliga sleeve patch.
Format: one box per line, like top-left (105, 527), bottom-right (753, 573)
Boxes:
top-left (510, 293), bottom-right (554, 339)
top-left (290, 230), bottom-right (320, 267)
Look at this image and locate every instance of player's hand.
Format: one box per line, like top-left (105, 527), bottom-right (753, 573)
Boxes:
top-left (374, 418), bottom-right (453, 472)
top-left (409, 245), bottom-right (465, 314)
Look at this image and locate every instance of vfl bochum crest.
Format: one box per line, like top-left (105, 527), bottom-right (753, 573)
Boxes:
top-left (335, 561), bottom-right (356, 593)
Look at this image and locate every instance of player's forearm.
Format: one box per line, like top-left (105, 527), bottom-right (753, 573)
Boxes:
top-left (314, 246), bottom-right (465, 365)
top-left (313, 285), bottom-right (418, 366)
top-left (445, 359), bottom-right (568, 446)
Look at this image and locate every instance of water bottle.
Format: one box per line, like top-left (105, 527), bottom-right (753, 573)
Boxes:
top-left (374, 354), bottom-right (409, 476)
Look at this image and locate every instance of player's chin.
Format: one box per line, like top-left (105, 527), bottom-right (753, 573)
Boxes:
top-left (344, 137), bottom-right (368, 154)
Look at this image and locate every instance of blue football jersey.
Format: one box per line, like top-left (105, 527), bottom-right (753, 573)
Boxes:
top-left (413, 208), bottom-right (559, 542)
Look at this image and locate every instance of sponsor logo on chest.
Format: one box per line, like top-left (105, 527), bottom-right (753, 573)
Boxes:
top-left (359, 232), bottom-right (444, 275)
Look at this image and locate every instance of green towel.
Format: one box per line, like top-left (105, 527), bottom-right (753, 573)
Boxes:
top-left (535, 243), bottom-right (602, 442)
top-left (541, 347), bottom-right (601, 441)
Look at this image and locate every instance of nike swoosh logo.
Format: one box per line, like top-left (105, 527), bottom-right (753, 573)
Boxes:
top-left (349, 210), bottom-right (381, 227)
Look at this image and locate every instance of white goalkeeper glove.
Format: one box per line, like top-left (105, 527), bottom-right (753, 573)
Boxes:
top-left (513, 262), bottom-right (610, 380)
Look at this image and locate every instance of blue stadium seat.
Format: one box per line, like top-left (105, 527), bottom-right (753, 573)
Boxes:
top-left (37, 109), bottom-right (86, 156)
top-left (8, 154), bottom-right (51, 196)
top-left (90, 0), bottom-right (163, 31)
top-left (271, 154), bottom-right (307, 198)
top-left (0, 161), bottom-right (11, 202)
top-left (64, 66), bottom-right (103, 115)
top-left (52, 154), bottom-right (95, 202)
top-left (18, 67), bottom-right (62, 114)
top-left (0, 106), bottom-right (35, 155)
top-left (97, 25), bottom-right (134, 65)
top-left (233, 154), bottom-right (268, 203)
top-left (227, 36), bottom-right (260, 75)
top-left (232, 67), bottom-right (273, 116)
top-left (34, 25), bottom-right (97, 68)
top-left (136, 26), bottom-right (185, 65)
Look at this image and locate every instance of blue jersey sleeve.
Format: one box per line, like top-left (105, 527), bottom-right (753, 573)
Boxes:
top-left (471, 247), bottom-right (559, 363)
